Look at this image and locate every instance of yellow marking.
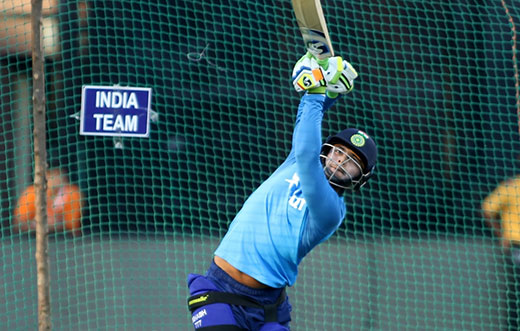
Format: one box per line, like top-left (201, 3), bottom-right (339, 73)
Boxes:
top-left (189, 295), bottom-right (209, 306)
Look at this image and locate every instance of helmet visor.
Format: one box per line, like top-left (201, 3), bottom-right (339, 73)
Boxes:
top-left (320, 143), bottom-right (364, 190)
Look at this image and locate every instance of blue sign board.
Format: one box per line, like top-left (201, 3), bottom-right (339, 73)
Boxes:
top-left (80, 85), bottom-right (152, 137)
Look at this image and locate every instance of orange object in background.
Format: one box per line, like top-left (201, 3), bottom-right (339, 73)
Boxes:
top-left (13, 169), bottom-right (83, 236)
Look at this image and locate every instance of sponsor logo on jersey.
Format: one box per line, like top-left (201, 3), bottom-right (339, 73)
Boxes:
top-left (285, 172), bottom-right (306, 211)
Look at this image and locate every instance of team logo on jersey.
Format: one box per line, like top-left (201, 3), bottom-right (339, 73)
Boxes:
top-left (285, 173), bottom-right (306, 211)
top-left (350, 133), bottom-right (366, 147)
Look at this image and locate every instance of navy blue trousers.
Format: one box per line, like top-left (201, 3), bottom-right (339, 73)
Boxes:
top-left (187, 261), bottom-right (292, 330)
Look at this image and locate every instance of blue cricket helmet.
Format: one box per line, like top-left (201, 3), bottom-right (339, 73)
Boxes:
top-left (321, 128), bottom-right (378, 190)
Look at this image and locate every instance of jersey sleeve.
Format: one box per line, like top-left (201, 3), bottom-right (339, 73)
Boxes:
top-left (288, 93), bottom-right (340, 156)
top-left (292, 93), bottom-right (345, 236)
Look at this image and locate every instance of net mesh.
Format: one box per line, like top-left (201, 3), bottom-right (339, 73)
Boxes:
top-left (1, 0), bottom-right (519, 329)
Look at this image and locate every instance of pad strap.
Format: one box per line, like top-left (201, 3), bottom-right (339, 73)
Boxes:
top-left (187, 289), bottom-right (286, 323)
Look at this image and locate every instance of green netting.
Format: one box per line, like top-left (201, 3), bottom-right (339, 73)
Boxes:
top-left (1, 0), bottom-right (520, 329)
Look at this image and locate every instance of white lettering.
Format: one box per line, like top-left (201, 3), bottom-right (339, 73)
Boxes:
top-left (285, 173), bottom-right (300, 188)
top-left (124, 115), bottom-right (138, 131)
top-left (93, 114), bottom-right (139, 132)
top-left (289, 195), bottom-right (306, 210)
top-left (95, 91), bottom-right (140, 109)
top-left (93, 113), bottom-right (104, 130)
top-left (111, 92), bottom-right (122, 108)
top-left (192, 309), bottom-right (207, 323)
top-left (113, 115), bottom-right (124, 131)
top-left (103, 114), bottom-right (114, 130)
top-left (100, 91), bottom-right (110, 107)
top-left (285, 172), bottom-right (306, 210)
top-left (126, 92), bottom-right (138, 109)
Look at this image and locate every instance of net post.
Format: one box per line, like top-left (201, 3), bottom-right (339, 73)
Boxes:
top-left (31, 0), bottom-right (51, 329)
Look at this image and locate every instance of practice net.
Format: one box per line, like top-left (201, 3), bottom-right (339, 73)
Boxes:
top-left (1, 0), bottom-right (520, 329)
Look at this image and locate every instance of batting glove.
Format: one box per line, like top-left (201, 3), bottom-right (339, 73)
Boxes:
top-left (322, 57), bottom-right (358, 96)
top-left (292, 52), bottom-right (358, 96)
top-left (292, 52), bottom-right (327, 93)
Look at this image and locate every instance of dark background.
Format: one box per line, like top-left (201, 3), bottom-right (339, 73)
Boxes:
top-left (1, 0), bottom-right (520, 238)
top-left (1, 1), bottom-right (520, 329)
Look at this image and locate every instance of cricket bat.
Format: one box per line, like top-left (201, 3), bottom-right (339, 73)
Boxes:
top-left (291, 0), bottom-right (334, 60)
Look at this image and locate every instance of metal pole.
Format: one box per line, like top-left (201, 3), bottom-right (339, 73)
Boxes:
top-left (31, 0), bottom-right (51, 329)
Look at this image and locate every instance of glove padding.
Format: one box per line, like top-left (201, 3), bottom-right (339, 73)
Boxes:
top-left (291, 52), bottom-right (358, 95)
top-left (291, 53), bottom-right (326, 92)
top-left (322, 57), bottom-right (358, 95)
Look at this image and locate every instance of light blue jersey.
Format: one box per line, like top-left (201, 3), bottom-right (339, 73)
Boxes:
top-left (214, 93), bottom-right (346, 288)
